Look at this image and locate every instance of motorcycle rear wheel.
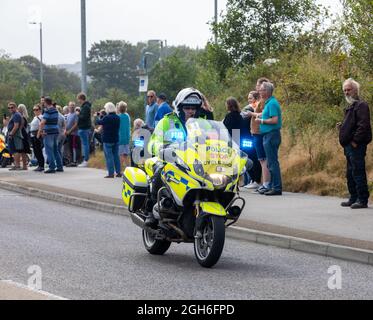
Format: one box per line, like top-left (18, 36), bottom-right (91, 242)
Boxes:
top-left (194, 215), bottom-right (225, 268)
top-left (142, 229), bottom-right (171, 255)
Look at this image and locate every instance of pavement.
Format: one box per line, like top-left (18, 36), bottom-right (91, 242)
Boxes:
top-left (0, 166), bottom-right (373, 267)
top-left (0, 281), bottom-right (64, 300)
top-left (1, 189), bottom-right (373, 300)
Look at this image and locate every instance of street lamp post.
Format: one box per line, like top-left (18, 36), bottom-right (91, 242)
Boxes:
top-left (81, 0), bottom-right (87, 94)
top-left (147, 39), bottom-right (167, 65)
top-left (29, 22), bottom-right (44, 96)
top-left (214, 0), bottom-right (218, 43)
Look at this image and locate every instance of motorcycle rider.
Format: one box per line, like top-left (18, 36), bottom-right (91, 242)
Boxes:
top-left (145, 88), bottom-right (205, 226)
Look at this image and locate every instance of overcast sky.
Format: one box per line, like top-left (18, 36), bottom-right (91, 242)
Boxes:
top-left (0, 0), bottom-right (342, 65)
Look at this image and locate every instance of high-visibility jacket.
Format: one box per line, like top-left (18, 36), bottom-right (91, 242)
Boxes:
top-left (148, 112), bottom-right (186, 156)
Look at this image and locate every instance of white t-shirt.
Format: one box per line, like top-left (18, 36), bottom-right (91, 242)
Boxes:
top-left (30, 115), bottom-right (43, 135)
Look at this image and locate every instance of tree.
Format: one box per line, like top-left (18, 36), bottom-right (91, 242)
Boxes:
top-left (149, 52), bottom-right (198, 101)
top-left (18, 55), bottom-right (81, 94)
top-left (342, 0), bottom-right (373, 72)
top-left (87, 40), bottom-right (142, 96)
top-left (0, 55), bottom-right (33, 112)
top-left (212, 0), bottom-right (320, 67)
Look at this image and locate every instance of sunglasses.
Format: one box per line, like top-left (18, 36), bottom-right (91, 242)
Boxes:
top-left (183, 106), bottom-right (197, 110)
top-left (147, 96), bottom-right (154, 98)
top-left (8, 106), bottom-right (15, 109)
top-left (33, 108), bottom-right (40, 111)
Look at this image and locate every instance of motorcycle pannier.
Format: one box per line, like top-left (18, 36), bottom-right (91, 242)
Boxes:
top-left (122, 167), bottom-right (148, 212)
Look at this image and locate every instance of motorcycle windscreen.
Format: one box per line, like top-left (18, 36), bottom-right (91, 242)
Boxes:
top-left (184, 118), bottom-right (247, 177)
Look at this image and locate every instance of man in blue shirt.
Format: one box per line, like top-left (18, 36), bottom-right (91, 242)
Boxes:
top-left (6, 102), bottom-right (24, 170)
top-left (255, 82), bottom-right (282, 195)
top-left (145, 90), bottom-right (158, 129)
top-left (37, 97), bottom-right (63, 173)
top-left (154, 93), bottom-right (172, 127)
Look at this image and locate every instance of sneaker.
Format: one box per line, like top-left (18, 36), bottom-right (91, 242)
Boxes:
top-left (78, 161), bottom-right (88, 168)
top-left (33, 167), bottom-right (44, 172)
top-left (44, 169), bottom-right (56, 174)
top-left (258, 186), bottom-right (270, 194)
top-left (244, 181), bottom-right (260, 189)
top-left (264, 189), bottom-right (282, 196)
top-left (104, 175), bottom-right (115, 178)
top-left (66, 163), bottom-right (77, 167)
top-left (116, 173), bottom-right (123, 178)
top-left (56, 168), bottom-right (64, 172)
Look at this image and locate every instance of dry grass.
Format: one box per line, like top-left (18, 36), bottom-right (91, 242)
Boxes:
top-left (88, 150), bottom-right (106, 170)
top-left (281, 129), bottom-right (373, 200)
top-left (87, 133), bottom-right (373, 201)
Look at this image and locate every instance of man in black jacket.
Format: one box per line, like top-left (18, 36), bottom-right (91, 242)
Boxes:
top-left (76, 92), bottom-right (92, 167)
top-left (339, 78), bottom-right (372, 209)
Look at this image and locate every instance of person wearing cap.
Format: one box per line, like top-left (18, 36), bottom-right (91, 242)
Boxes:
top-left (153, 93), bottom-right (172, 128)
top-left (145, 88), bottom-right (205, 226)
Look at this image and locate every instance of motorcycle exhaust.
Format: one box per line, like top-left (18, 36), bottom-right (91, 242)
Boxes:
top-left (130, 212), bottom-right (145, 229)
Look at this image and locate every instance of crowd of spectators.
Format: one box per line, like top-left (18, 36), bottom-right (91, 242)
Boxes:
top-left (2, 77), bottom-right (370, 206)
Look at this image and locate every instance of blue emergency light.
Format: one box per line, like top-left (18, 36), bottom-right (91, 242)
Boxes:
top-left (242, 139), bottom-right (253, 149)
top-left (134, 139), bottom-right (145, 148)
top-left (170, 130), bottom-right (185, 141)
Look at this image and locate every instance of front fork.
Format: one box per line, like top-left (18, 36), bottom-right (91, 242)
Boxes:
top-left (194, 193), bottom-right (203, 238)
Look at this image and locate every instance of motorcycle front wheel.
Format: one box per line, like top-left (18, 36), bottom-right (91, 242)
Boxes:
top-left (142, 229), bottom-right (171, 255)
top-left (194, 215), bottom-right (225, 268)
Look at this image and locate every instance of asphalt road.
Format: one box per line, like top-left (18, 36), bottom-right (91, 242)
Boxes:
top-left (1, 188), bottom-right (373, 300)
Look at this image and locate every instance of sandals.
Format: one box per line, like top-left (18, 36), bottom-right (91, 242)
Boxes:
top-left (8, 166), bottom-right (22, 171)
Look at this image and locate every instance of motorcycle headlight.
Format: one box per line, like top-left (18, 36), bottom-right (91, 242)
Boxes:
top-left (208, 174), bottom-right (228, 188)
top-left (193, 160), bottom-right (204, 177)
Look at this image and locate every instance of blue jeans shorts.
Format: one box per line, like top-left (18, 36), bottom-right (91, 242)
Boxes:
top-left (253, 134), bottom-right (266, 161)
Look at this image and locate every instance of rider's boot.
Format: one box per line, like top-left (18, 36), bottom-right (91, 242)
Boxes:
top-left (144, 198), bottom-right (157, 227)
top-left (145, 164), bottom-right (164, 227)
top-left (144, 212), bottom-right (157, 227)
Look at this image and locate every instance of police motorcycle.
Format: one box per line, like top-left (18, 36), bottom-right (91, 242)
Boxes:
top-left (0, 133), bottom-right (13, 168)
top-left (122, 100), bottom-right (250, 268)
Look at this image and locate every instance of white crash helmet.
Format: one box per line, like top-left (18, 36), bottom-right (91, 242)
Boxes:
top-left (172, 88), bottom-right (203, 117)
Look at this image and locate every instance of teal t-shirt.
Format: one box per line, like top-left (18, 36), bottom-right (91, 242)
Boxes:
top-left (118, 113), bottom-right (131, 145)
top-left (260, 96), bottom-right (282, 134)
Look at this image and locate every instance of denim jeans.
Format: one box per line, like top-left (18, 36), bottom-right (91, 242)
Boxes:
top-left (57, 136), bottom-right (65, 165)
top-left (43, 134), bottom-right (63, 171)
top-left (78, 129), bottom-right (91, 162)
top-left (103, 142), bottom-right (121, 176)
top-left (263, 130), bottom-right (282, 191)
top-left (344, 144), bottom-right (370, 204)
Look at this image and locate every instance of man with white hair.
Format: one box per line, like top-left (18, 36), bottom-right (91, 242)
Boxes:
top-left (255, 81), bottom-right (283, 196)
top-left (95, 102), bottom-right (121, 178)
top-left (339, 78), bottom-right (372, 209)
